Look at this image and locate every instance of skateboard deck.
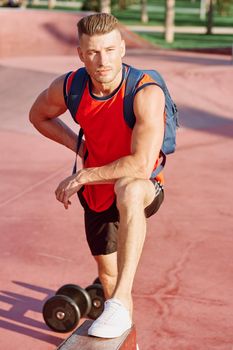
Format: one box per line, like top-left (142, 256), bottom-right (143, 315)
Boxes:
top-left (57, 319), bottom-right (137, 350)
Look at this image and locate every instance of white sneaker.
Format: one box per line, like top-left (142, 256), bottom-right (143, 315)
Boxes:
top-left (88, 298), bottom-right (132, 338)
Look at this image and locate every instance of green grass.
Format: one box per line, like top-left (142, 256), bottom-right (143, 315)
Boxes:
top-left (112, 7), bottom-right (205, 27)
top-left (112, 1), bottom-right (233, 28)
top-left (112, 9), bottom-right (233, 27)
top-left (138, 32), bottom-right (233, 49)
top-left (112, 8), bottom-right (165, 26)
top-left (25, 0), bottom-right (233, 28)
top-left (113, 1), bottom-right (233, 49)
top-left (127, 0), bottom-right (201, 8)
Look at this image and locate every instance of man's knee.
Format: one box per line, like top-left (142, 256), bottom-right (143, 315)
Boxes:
top-left (114, 177), bottom-right (145, 208)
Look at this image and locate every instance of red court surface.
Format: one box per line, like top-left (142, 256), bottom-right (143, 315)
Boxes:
top-left (0, 9), bottom-right (233, 350)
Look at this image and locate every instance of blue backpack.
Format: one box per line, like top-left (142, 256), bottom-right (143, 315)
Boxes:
top-left (65, 64), bottom-right (179, 177)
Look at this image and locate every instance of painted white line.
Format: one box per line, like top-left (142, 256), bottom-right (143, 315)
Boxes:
top-left (37, 253), bottom-right (73, 262)
top-left (0, 164), bottom-right (69, 209)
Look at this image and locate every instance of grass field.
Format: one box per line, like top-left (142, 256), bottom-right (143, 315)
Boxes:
top-left (112, 0), bottom-right (233, 27)
top-left (139, 32), bottom-right (233, 49)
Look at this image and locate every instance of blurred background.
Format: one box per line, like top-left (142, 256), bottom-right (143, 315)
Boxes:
top-left (0, 2), bottom-right (232, 350)
top-left (1, 0), bottom-right (233, 54)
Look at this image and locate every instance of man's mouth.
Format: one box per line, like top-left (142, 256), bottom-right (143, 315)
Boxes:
top-left (97, 68), bottom-right (112, 73)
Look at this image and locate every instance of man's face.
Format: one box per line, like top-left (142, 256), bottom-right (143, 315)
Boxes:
top-left (78, 29), bottom-right (125, 84)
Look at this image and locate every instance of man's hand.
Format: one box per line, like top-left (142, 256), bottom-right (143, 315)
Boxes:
top-left (55, 173), bottom-right (83, 209)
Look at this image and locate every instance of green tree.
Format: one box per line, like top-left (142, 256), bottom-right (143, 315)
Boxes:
top-left (206, 0), bottom-right (214, 34)
top-left (82, 0), bottom-right (111, 12)
top-left (165, 0), bottom-right (175, 43)
top-left (100, 0), bottom-right (111, 13)
top-left (216, 0), bottom-right (232, 15)
top-left (118, 0), bottom-right (137, 10)
top-left (141, 0), bottom-right (149, 23)
top-left (48, 0), bottom-right (56, 9)
top-left (118, 0), bottom-right (127, 9)
top-left (82, 0), bottom-right (100, 11)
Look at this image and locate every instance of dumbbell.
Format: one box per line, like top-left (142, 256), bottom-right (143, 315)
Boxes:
top-left (85, 277), bottom-right (106, 320)
top-left (93, 277), bottom-right (101, 285)
top-left (42, 284), bottom-right (91, 333)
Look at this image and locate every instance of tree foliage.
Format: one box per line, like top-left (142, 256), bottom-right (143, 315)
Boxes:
top-left (216, 0), bottom-right (232, 15)
top-left (165, 0), bottom-right (175, 43)
top-left (82, 0), bottom-right (100, 11)
top-left (141, 0), bottom-right (149, 23)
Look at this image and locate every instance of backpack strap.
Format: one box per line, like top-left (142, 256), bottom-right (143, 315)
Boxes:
top-left (65, 68), bottom-right (89, 174)
top-left (123, 65), bottom-right (143, 129)
top-left (151, 152), bottom-right (166, 178)
top-left (72, 128), bottom-right (84, 175)
top-left (124, 65), bottom-right (166, 178)
top-left (66, 67), bottom-right (89, 122)
top-left (63, 71), bottom-right (72, 105)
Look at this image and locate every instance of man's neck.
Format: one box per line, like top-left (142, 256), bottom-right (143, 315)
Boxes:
top-left (90, 67), bottom-right (123, 97)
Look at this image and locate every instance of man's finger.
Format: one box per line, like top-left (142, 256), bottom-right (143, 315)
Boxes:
top-left (55, 187), bottom-right (59, 199)
top-left (64, 200), bottom-right (71, 210)
top-left (55, 186), bottom-right (62, 200)
top-left (63, 193), bottom-right (70, 208)
top-left (56, 187), bottom-right (65, 203)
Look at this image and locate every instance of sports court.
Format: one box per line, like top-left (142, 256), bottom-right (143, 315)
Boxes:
top-left (0, 9), bottom-right (233, 350)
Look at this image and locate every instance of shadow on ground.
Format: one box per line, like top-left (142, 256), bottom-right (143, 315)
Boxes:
top-left (127, 49), bottom-right (231, 66)
top-left (179, 106), bottom-right (233, 139)
top-left (0, 281), bottom-right (63, 346)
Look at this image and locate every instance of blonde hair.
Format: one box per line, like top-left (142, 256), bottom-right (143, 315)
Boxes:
top-left (77, 13), bottom-right (119, 38)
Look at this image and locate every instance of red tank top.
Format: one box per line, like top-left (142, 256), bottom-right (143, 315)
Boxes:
top-left (67, 66), bottom-right (164, 212)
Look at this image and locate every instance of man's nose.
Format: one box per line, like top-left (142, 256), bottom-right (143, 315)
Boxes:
top-left (99, 51), bottom-right (109, 66)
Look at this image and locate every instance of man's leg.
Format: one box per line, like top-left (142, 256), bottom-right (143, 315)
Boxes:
top-left (112, 177), bottom-right (156, 315)
top-left (88, 177), bottom-right (157, 338)
top-left (94, 177), bottom-right (155, 305)
top-left (94, 252), bottom-right (118, 299)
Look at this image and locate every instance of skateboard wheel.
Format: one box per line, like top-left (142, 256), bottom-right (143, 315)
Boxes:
top-left (85, 283), bottom-right (105, 320)
top-left (56, 284), bottom-right (92, 317)
top-left (42, 295), bottom-right (81, 333)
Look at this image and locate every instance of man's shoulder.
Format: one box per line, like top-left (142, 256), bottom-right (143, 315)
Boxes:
top-left (124, 64), bottom-right (157, 86)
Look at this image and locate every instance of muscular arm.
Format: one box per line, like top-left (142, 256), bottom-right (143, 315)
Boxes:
top-left (55, 84), bottom-right (165, 208)
top-left (77, 84), bottom-right (165, 184)
top-left (29, 74), bottom-right (84, 155)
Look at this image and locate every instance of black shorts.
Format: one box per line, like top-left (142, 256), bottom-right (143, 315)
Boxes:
top-left (78, 180), bottom-right (164, 256)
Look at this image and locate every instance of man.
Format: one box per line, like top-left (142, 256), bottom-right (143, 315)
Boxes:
top-left (29, 13), bottom-right (165, 338)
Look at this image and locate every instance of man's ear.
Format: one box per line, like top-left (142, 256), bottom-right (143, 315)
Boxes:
top-left (120, 39), bottom-right (126, 58)
top-left (77, 46), bottom-right (84, 62)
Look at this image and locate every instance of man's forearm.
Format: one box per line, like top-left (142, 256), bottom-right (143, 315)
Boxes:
top-left (31, 117), bottom-right (78, 154)
top-left (77, 154), bottom-right (149, 185)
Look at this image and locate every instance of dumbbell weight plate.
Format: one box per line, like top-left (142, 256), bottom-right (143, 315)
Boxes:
top-left (56, 284), bottom-right (91, 317)
top-left (86, 283), bottom-right (105, 320)
top-left (93, 277), bottom-right (101, 285)
top-left (42, 295), bottom-right (81, 333)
